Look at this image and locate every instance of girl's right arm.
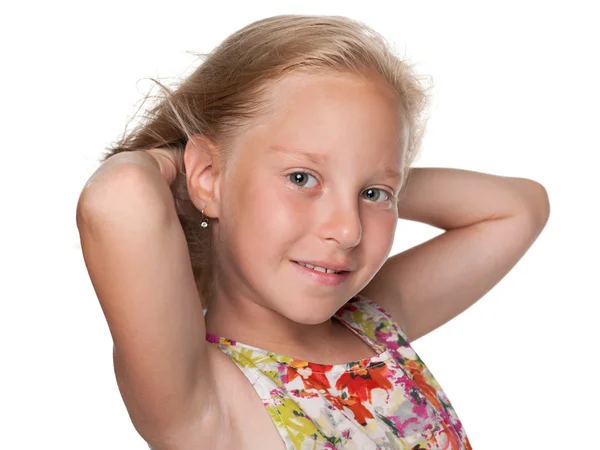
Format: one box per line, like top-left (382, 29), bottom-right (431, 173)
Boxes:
top-left (76, 151), bottom-right (220, 444)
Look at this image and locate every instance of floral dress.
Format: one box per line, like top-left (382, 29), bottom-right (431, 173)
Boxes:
top-left (206, 295), bottom-right (472, 449)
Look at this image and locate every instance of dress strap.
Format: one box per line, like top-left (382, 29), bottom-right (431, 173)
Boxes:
top-left (335, 295), bottom-right (411, 351)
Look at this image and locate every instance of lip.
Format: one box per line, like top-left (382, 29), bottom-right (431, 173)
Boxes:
top-left (291, 260), bottom-right (351, 286)
top-left (293, 260), bottom-right (353, 272)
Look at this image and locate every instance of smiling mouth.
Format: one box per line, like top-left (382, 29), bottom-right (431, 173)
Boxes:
top-left (292, 261), bottom-right (348, 274)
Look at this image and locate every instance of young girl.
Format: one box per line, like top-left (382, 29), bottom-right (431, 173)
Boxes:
top-left (77, 15), bottom-right (549, 450)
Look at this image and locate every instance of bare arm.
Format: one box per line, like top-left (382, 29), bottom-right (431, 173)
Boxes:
top-left (76, 151), bottom-right (219, 443)
top-left (360, 168), bottom-right (550, 342)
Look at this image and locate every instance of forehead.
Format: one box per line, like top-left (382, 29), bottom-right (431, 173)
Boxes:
top-left (234, 70), bottom-right (408, 167)
top-left (263, 70), bottom-right (403, 128)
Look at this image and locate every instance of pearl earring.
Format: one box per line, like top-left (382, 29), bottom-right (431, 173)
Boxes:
top-left (200, 208), bottom-right (209, 228)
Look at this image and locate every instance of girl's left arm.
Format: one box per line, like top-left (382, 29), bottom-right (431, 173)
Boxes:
top-left (359, 167), bottom-right (550, 342)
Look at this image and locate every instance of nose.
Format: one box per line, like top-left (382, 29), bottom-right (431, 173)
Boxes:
top-left (316, 197), bottom-right (362, 250)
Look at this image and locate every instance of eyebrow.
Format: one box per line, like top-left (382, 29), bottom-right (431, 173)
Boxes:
top-left (270, 145), bottom-right (403, 181)
top-left (269, 145), bottom-right (327, 166)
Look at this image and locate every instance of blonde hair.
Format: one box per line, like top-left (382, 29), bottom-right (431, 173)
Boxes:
top-left (101, 14), bottom-right (432, 308)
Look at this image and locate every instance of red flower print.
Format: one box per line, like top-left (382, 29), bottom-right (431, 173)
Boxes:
top-left (287, 360), bottom-right (333, 391)
top-left (335, 361), bottom-right (393, 403)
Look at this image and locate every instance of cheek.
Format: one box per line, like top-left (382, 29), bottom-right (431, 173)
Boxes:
top-left (363, 212), bottom-right (397, 262)
top-left (227, 176), bottom-right (305, 248)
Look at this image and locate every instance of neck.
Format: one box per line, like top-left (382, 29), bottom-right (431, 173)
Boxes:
top-left (204, 294), bottom-right (343, 355)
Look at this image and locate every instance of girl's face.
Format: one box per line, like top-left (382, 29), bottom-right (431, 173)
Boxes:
top-left (215, 70), bottom-right (407, 325)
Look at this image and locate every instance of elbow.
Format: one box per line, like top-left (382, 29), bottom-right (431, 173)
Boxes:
top-left (510, 178), bottom-right (551, 227)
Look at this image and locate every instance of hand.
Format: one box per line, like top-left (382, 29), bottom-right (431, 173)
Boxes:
top-left (145, 148), bottom-right (179, 186)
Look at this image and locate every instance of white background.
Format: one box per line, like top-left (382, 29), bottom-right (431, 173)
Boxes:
top-left (1, 1), bottom-right (597, 448)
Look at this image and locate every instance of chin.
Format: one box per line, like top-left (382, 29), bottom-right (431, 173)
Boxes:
top-left (278, 298), bottom-right (341, 325)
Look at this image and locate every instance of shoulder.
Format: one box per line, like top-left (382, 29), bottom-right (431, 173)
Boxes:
top-left (337, 295), bottom-right (411, 346)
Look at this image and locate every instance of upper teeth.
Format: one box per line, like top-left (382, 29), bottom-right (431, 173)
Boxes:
top-left (297, 262), bottom-right (341, 274)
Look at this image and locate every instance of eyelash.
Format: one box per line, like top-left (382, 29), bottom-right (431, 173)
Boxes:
top-left (286, 171), bottom-right (394, 204)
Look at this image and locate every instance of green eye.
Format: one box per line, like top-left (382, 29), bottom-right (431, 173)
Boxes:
top-left (288, 172), bottom-right (318, 188)
top-left (362, 188), bottom-right (390, 203)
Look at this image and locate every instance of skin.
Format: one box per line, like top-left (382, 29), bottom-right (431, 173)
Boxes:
top-left (81, 65), bottom-right (548, 449)
top-left (184, 70), bottom-right (408, 357)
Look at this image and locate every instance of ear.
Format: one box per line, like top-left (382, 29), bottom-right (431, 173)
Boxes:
top-left (184, 134), bottom-right (223, 219)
